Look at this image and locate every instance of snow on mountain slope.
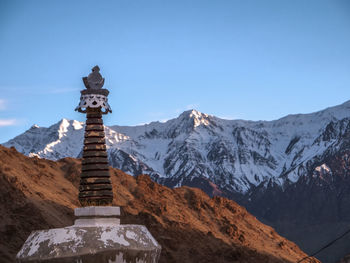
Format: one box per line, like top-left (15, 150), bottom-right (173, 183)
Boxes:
top-left (4, 119), bottom-right (84, 160)
top-left (4, 100), bottom-right (350, 194)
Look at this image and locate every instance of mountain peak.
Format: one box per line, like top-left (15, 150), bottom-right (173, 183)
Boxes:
top-left (58, 118), bottom-right (71, 134)
top-left (188, 109), bottom-right (202, 116)
top-left (179, 109), bottom-right (211, 128)
top-left (60, 118), bottom-right (70, 125)
top-left (180, 109), bottom-right (202, 116)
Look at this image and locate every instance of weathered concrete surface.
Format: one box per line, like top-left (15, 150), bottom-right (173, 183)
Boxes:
top-left (74, 217), bottom-right (121, 226)
top-left (75, 206), bottom-right (120, 217)
top-left (16, 225), bottom-right (161, 263)
top-left (74, 206), bottom-right (121, 226)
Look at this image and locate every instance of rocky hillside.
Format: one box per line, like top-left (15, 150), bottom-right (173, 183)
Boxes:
top-left (0, 146), bottom-right (317, 263)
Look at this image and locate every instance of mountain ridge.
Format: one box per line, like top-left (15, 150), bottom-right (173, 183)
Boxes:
top-left (5, 100), bottom-right (350, 195)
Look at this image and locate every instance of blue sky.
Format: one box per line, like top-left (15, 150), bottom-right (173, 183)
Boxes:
top-left (0, 0), bottom-right (350, 143)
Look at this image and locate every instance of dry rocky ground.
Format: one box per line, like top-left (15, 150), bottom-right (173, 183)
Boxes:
top-left (0, 145), bottom-right (318, 263)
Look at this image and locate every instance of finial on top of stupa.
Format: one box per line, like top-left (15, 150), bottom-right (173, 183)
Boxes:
top-left (83, 65), bottom-right (105, 90)
top-left (75, 65), bottom-right (112, 114)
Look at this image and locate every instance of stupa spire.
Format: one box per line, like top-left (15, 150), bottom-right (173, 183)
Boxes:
top-left (75, 65), bottom-right (113, 206)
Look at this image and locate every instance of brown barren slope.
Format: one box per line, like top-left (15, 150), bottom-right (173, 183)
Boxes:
top-left (0, 145), bottom-right (318, 263)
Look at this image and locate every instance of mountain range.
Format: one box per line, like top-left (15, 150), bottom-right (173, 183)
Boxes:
top-left (6, 101), bottom-right (350, 193)
top-left (5, 100), bottom-right (350, 262)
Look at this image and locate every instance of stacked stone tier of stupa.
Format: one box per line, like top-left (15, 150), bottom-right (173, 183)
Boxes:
top-left (79, 107), bottom-right (113, 206)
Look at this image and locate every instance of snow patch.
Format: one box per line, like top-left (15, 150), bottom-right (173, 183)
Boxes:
top-left (315, 164), bottom-right (331, 174)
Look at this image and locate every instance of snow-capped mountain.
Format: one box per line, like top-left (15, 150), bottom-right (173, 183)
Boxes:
top-left (4, 100), bottom-right (350, 196)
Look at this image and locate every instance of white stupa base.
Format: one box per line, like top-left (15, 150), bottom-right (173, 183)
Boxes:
top-left (16, 207), bottom-right (161, 263)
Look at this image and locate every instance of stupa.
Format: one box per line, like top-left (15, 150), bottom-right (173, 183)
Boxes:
top-left (16, 66), bottom-right (161, 263)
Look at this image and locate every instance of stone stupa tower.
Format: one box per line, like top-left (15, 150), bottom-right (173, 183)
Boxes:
top-left (16, 66), bottom-right (161, 263)
top-left (75, 65), bottom-right (113, 206)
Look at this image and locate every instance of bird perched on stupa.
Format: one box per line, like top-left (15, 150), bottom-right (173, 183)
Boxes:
top-left (83, 65), bottom-right (105, 90)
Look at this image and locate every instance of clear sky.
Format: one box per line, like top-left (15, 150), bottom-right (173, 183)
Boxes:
top-left (0, 0), bottom-right (350, 143)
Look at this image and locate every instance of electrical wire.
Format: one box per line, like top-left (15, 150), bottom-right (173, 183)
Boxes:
top-left (297, 227), bottom-right (350, 262)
